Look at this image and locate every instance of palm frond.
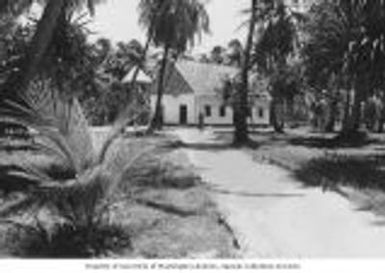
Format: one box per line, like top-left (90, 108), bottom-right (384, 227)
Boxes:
top-left (97, 104), bottom-right (149, 165)
top-left (0, 0), bottom-right (34, 15)
top-left (0, 196), bottom-right (35, 218)
top-left (0, 81), bottom-right (94, 173)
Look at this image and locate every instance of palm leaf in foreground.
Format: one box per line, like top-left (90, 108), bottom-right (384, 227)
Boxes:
top-left (0, 81), bottom-right (151, 230)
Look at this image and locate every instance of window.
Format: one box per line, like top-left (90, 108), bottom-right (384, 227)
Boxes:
top-left (219, 105), bottom-right (226, 117)
top-left (205, 105), bottom-right (212, 117)
top-left (258, 108), bottom-right (264, 118)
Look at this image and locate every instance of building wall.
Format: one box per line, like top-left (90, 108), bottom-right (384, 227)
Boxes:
top-left (197, 96), bottom-right (270, 125)
top-left (196, 95), bottom-right (233, 125)
top-left (250, 100), bottom-right (271, 125)
top-left (151, 93), bottom-right (270, 126)
top-left (150, 94), bottom-right (196, 125)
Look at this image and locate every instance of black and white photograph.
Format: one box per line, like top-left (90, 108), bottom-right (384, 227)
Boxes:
top-left (0, 0), bottom-right (385, 272)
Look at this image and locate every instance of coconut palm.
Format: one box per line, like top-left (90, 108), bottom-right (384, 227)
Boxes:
top-left (303, 0), bottom-right (385, 137)
top-left (94, 37), bottom-right (113, 65)
top-left (227, 39), bottom-right (243, 67)
top-left (1, 0), bottom-right (105, 101)
top-left (0, 0), bottom-right (35, 15)
top-left (0, 0), bottom-right (105, 142)
top-left (112, 40), bottom-right (147, 80)
top-left (252, 0), bottom-right (301, 133)
top-left (233, 0), bottom-right (258, 145)
top-left (210, 45), bottom-right (226, 64)
top-left (0, 1), bottom-right (150, 252)
top-left (138, 0), bottom-right (210, 131)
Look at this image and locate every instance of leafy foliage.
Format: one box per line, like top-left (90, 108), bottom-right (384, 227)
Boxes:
top-left (14, 222), bottom-right (131, 258)
top-left (0, 80), bottom-right (149, 256)
top-left (0, 0), bottom-right (152, 257)
top-left (0, 0), bottom-right (35, 16)
top-left (139, 0), bottom-right (210, 130)
top-left (249, 0), bottom-right (302, 133)
top-left (226, 39), bottom-right (243, 67)
top-left (138, 0), bottom-right (210, 53)
top-left (40, 12), bottom-right (96, 95)
top-left (80, 38), bottom-right (152, 126)
top-left (269, 63), bottom-right (302, 100)
top-left (253, 0), bottom-right (298, 73)
top-left (303, 0), bottom-right (385, 92)
top-left (295, 153), bottom-right (385, 192)
top-left (0, 0), bottom-right (104, 16)
top-left (301, 0), bottom-right (385, 132)
top-left (0, 18), bottom-right (33, 81)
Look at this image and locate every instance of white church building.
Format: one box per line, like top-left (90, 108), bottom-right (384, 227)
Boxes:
top-left (150, 60), bottom-right (271, 126)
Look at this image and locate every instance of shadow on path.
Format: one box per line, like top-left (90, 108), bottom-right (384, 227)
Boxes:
top-left (206, 187), bottom-right (305, 198)
top-left (165, 140), bottom-right (259, 151)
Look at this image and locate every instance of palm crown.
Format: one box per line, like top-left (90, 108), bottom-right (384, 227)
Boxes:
top-left (138, 0), bottom-right (210, 54)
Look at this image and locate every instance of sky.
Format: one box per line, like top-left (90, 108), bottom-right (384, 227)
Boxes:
top-left (90, 0), bottom-right (249, 54)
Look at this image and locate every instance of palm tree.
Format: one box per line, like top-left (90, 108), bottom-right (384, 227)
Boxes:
top-left (0, 0), bottom-right (105, 138)
top-left (303, 0), bottom-right (385, 137)
top-left (0, 2), bottom-right (151, 250)
top-left (0, 0), bottom-right (35, 15)
top-left (210, 45), bottom-right (226, 64)
top-left (138, 0), bottom-right (210, 131)
top-left (0, 77), bottom-right (147, 255)
top-left (94, 37), bottom-right (113, 65)
top-left (227, 39), bottom-right (243, 67)
top-left (252, 0), bottom-right (300, 133)
top-left (116, 39), bottom-right (150, 117)
top-left (115, 39), bottom-right (150, 80)
top-left (233, 0), bottom-right (258, 145)
top-left (1, 0), bottom-right (104, 100)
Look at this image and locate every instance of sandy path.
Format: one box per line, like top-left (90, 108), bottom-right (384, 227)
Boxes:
top-left (173, 128), bottom-right (385, 258)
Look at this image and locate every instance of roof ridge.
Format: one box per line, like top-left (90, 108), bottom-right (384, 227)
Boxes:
top-left (176, 59), bottom-right (239, 70)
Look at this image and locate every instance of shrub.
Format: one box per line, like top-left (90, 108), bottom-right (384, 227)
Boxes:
top-left (295, 153), bottom-right (385, 191)
top-left (0, 81), bottom-right (149, 257)
top-left (14, 222), bottom-right (131, 258)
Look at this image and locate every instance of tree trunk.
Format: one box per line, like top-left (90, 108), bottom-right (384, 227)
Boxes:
top-left (377, 100), bottom-right (385, 133)
top-left (149, 44), bottom-right (170, 131)
top-left (325, 98), bottom-right (337, 133)
top-left (270, 97), bottom-right (285, 133)
top-left (340, 78), bottom-right (366, 138)
top-left (0, 0), bottom-right (65, 137)
top-left (233, 0), bottom-right (257, 145)
top-left (342, 89), bottom-right (352, 132)
top-left (1, 0), bottom-right (65, 100)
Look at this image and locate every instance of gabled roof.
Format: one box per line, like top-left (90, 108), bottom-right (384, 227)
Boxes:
top-left (155, 60), bottom-right (238, 96)
top-left (175, 60), bottom-right (238, 96)
top-left (155, 60), bottom-right (269, 99)
top-left (122, 67), bottom-right (152, 84)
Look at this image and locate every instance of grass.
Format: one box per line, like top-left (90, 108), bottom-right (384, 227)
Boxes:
top-left (114, 136), bottom-right (236, 258)
top-left (121, 187), bottom-right (236, 259)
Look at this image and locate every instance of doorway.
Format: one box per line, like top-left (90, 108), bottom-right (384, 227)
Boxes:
top-left (179, 105), bottom-right (188, 125)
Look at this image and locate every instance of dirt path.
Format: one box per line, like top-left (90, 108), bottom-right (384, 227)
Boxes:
top-left (173, 128), bottom-right (385, 258)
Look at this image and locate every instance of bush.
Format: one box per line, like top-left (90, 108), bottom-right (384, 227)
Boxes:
top-left (295, 154), bottom-right (385, 191)
top-left (8, 221), bottom-right (131, 258)
top-left (0, 81), bottom-right (150, 257)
